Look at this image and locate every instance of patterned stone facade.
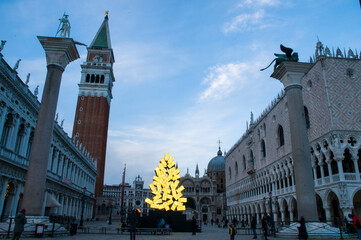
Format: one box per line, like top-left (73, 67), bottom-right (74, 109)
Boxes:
top-left (225, 42), bottom-right (361, 225)
top-left (0, 48), bottom-right (96, 221)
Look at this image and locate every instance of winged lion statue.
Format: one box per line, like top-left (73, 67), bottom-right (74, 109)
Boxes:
top-left (260, 45), bottom-right (299, 71)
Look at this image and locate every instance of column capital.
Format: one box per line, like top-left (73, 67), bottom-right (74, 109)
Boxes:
top-left (271, 62), bottom-right (313, 88)
top-left (37, 37), bottom-right (80, 70)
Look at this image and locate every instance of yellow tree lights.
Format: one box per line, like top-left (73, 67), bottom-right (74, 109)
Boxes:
top-left (145, 153), bottom-right (187, 211)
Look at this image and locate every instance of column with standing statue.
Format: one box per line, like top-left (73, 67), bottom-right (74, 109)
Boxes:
top-left (22, 14), bottom-right (80, 217)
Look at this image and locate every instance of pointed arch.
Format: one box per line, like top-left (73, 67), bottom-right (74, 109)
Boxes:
top-left (343, 148), bottom-right (355, 173)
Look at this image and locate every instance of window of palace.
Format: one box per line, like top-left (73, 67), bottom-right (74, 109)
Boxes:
top-left (243, 155), bottom-right (246, 170)
top-left (304, 106), bottom-right (310, 129)
top-left (261, 139), bottom-right (266, 158)
top-left (249, 150), bottom-right (254, 166)
top-left (278, 125), bottom-right (285, 147)
top-left (235, 162), bottom-right (238, 176)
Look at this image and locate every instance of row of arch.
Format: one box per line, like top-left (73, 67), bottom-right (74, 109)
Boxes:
top-left (229, 145), bottom-right (361, 203)
top-left (181, 177), bottom-right (213, 193)
top-left (228, 188), bottom-right (361, 225)
top-left (0, 108), bottom-right (96, 192)
top-left (1, 111), bottom-right (34, 159)
top-left (85, 74), bottom-right (105, 84)
top-left (1, 179), bottom-right (93, 221)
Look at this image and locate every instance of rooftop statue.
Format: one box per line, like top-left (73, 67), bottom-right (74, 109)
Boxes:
top-left (56, 13), bottom-right (71, 38)
top-left (0, 40), bottom-right (6, 53)
top-left (13, 59), bottom-right (21, 71)
top-left (260, 45), bottom-right (299, 71)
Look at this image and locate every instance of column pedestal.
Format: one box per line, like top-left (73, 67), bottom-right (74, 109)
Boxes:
top-left (271, 62), bottom-right (318, 221)
top-left (22, 37), bottom-right (79, 216)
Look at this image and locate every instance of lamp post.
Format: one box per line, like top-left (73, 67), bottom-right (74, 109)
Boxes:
top-left (108, 200), bottom-right (113, 225)
top-left (264, 192), bottom-right (277, 237)
top-left (79, 187), bottom-right (87, 227)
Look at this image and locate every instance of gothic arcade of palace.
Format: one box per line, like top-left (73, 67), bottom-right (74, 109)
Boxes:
top-left (226, 42), bottom-right (361, 224)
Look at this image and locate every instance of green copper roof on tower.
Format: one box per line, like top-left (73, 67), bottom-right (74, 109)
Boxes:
top-left (89, 15), bottom-right (111, 49)
top-left (92, 24), bottom-right (108, 48)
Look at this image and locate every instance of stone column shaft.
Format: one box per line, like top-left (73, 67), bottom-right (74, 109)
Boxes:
top-left (52, 149), bottom-right (60, 173)
top-left (326, 160), bottom-right (333, 183)
top-left (48, 146), bottom-right (54, 171)
top-left (19, 124), bottom-right (31, 157)
top-left (324, 207), bottom-right (331, 221)
top-left (337, 160), bottom-right (345, 181)
top-left (0, 177), bottom-right (9, 216)
top-left (58, 154), bottom-right (64, 176)
top-left (271, 62), bottom-right (318, 221)
top-left (0, 105), bottom-right (8, 138)
top-left (22, 66), bottom-right (64, 215)
top-left (22, 37), bottom-right (79, 216)
top-left (354, 160), bottom-right (361, 180)
top-left (8, 115), bottom-right (20, 150)
top-left (312, 166), bottom-right (318, 186)
top-left (10, 182), bottom-right (22, 216)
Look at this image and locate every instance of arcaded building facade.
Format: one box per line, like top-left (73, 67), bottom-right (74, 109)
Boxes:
top-left (226, 42), bottom-right (361, 224)
top-left (0, 45), bottom-right (97, 221)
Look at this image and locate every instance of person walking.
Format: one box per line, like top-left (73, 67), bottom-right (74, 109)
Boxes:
top-left (349, 213), bottom-right (361, 240)
top-left (12, 209), bottom-right (26, 240)
top-left (229, 223), bottom-right (237, 240)
top-left (251, 216), bottom-right (257, 239)
top-left (225, 218), bottom-right (229, 228)
top-left (128, 210), bottom-right (138, 240)
top-left (298, 216), bottom-right (308, 240)
top-left (262, 215), bottom-right (268, 240)
top-left (192, 216), bottom-right (197, 235)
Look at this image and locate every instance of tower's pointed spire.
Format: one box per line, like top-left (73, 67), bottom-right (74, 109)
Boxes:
top-left (89, 12), bottom-right (112, 49)
top-left (217, 138), bottom-right (222, 156)
top-left (195, 163), bottom-right (199, 177)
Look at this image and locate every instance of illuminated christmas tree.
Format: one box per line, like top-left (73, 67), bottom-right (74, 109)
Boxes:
top-left (145, 153), bottom-right (187, 211)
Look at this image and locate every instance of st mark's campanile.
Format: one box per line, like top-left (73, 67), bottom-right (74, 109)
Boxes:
top-left (72, 14), bottom-right (114, 200)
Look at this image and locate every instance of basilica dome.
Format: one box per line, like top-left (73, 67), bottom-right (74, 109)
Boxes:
top-left (207, 148), bottom-right (225, 172)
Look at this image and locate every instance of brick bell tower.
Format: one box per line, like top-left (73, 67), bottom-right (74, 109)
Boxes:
top-left (72, 14), bottom-right (114, 199)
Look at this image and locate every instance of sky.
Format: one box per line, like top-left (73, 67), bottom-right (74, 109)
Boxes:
top-left (1, 0), bottom-right (360, 187)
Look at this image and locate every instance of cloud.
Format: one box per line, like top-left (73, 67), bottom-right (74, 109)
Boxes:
top-left (223, 10), bottom-right (266, 33)
top-left (104, 101), bottom-right (239, 186)
top-left (237, 0), bottom-right (280, 8)
top-left (112, 42), bottom-right (188, 85)
top-left (200, 61), bottom-right (261, 101)
top-left (104, 56), bottom-right (270, 186)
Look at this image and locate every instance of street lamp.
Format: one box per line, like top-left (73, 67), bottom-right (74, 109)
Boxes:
top-left (79, 187), bottom-right (87, 227)
top-left (108, 200), bottom-right (114, 225)
top-left (263, 192), bottom-right (278, 237)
